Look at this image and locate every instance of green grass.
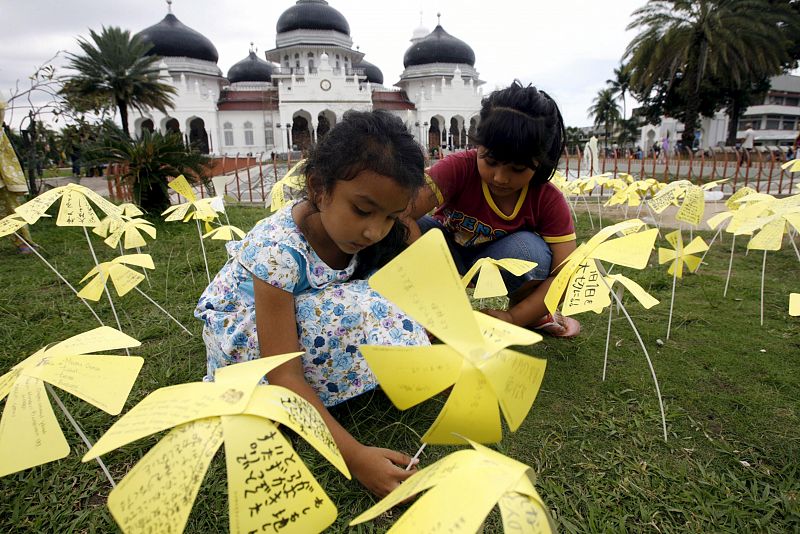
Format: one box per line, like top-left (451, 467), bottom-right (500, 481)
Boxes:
top-left (1, 206), bottom-right (799, 533)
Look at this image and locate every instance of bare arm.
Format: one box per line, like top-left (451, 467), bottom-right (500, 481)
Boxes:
top-left (404, 181), bottom-right (440, 243)
top-left (253, 277), bottom-right (416, 496)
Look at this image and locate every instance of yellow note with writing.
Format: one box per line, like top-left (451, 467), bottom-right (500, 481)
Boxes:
top-left (747, 219), bottom-right (785, 251)
top-left (168, 175), bottom-right (197, 202)
top-left (422, 362), bottom-right (501, 444)
top-left (243, 386), bottom-right (349, 478)
top-left (0, 376), bottom-right (70, 477)
top-left (0, 215), bottom-right (26, 238)
top-left (14, 188), bottom-right (64, 224)
top-left (477, 349), bottom-right (546, 432)
top-left (108, 417), bottom-right (223, 534)
top-left (84, 383), bottom-right (250, 461)
top-left (223, 415), bottom-right (337, 534)
top-left (56, 189), bottom-right (101, 227)
top-left (359, 345), bottom-right (462, 409)
top-left (790, 294), bottom-right (799, 316)
top-left (676, 186), bottom-right (705, 226)
top-left (24, 355), bottom-right (144, 415)
top-left (561, 259), bottom-right (611, 316)
top-left (474, 311), bottom-right (541, 356)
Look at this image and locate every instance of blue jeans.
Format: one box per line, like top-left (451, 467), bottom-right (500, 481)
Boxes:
top-left (417, 215), bottom-right (552, 294)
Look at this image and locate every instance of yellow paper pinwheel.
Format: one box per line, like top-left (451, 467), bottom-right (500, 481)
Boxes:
top-left (781, 159), bottom-right (800, 172)
top-left (14, 183), bottom-right (120, 227)
top-left (360, 230), bottom-right (546, 445)
top-left (790, 294), bottom-right (799, 316)
top-left (118, 202), bottom-right (144, 217)
top-left (745, 207), bottom-right (800, 251)
top-left (78, 254), bottom-right (155, 300)
top-left (0, 213), bottom-right (29, 237)
top-left (658, 230), bottom-right (708, 277)
top-left (461, 258), bottom-right (538, 299)
top-left (605, 181), bottom-right (645, 207)
top-left (0, 326), bottom-right (142, 477)
top-left (103, 217), bottom-right (157, 249)
top-left (203, 223), bottom-right (246, 241)
top-left (545, 219), bottom-right (658, 314)
top-left (573, 173), bottom-right (612, 195)
top-left (83, 354), bottom-right (350, 534)
top-left (350, 438), bottom-right (555, 533)
top-left (270, 160), bottom-right (307, 211)
top-left (648, 180), bottom-right (707, 226)
top-left (162, 175), bottom-right (219, 222)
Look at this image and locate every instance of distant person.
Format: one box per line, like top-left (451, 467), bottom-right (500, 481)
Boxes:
top-left (661, 134), bottom-right (670, 161)
top-left (409, 81), bottom-right (580, 338)
top-left (740, 122), bottom-right (756, 167)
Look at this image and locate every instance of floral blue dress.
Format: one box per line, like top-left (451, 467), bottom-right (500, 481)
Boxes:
top-left (195, 201), bottom-right (429, 407)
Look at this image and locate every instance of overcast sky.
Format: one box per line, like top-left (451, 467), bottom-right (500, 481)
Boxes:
top-left (1, 0), bottom-right (644, 129)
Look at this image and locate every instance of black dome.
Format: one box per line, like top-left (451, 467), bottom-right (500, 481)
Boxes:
top-left (276, 0), bottom-right (350, 36)
top-left (403, 25), bottom-right (475, 68)
top-left (227, 52), bottom-right (274, 83)
top-left (354, 59), bottom-right (383, 85)
top-left (135, 14), bottom-right (219, 63)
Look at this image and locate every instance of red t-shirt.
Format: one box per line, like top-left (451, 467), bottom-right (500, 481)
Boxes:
top-left (427, 150), bottom-right (576, 247)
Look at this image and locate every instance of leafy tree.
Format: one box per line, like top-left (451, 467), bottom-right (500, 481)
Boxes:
top-left (91, 124), bottom-right (209, 214)
top-left (625, 0), bottom-right (797, 148)
top-left (565, 126), bottom-right (583, 150)
top-left (607, 63), bottom-right (632, 119)
top-left (62, 26), bottom-right (176, 137)
top-left (587, 88), bottom-right (621, 149)
top-left (616, 117), bottom-right (642, 149)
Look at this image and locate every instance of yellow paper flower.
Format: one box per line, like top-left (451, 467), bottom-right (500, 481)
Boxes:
top-left (83, 355), bottom-right (349, 534)
top-left (0, 327), bottom-right (142, 477)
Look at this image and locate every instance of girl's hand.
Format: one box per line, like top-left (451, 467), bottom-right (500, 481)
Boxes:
top-left (480, 308), bottom-right (515, 325)
top-left (348, 444), bottom-right (418, 497)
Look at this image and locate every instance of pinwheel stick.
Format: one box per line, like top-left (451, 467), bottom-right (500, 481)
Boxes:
top-left (760, 251), bottom-right (767, 326)
top-left (82, 227), bottom-right (130, 357)
top-left (14, 232), bottom-right (105, 327)
top-left (46, 383), bottom-right (115, 487)
top-left (597, 195), bottom-right (603, 227)
top-left (598, 275), bottom-right (668, 441)
top-left (195, 218), bottom-right (211, 284)
top-left (581, 194), bottom-right (595, 230)
top-left (133, 287), bottom-right (193, 336)
top-left (666, 227), bottom-right (682, 341)
top-left (789, 229), bottom-right (800, 263)
top-left (602, 301), bottom-right (613, 382)
top-left (724, 235), bottom-right (736, 297)
top-left (694, 226), bottom-right (723, 274)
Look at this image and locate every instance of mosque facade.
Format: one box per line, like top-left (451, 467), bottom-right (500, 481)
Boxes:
top-left (130, 0), bottom-right (485, 157)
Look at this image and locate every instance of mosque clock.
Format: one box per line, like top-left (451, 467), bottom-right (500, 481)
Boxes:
top-left (320, 79), bottom-right (332, 91)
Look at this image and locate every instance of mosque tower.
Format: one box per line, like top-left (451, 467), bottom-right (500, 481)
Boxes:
top-left (131, 0), bottom-right (224, 153)
top-left (397, 13), bottom-right (484, 152)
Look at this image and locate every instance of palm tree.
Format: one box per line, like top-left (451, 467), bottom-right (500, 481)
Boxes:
top-left (587, 88), bottom-right (621, 150)
top-left (625, 0), bottom-right (793, 149)
top-left (607, 63), bottom-right (632, 119)
top-left (90, 124), bottom-right (209, 214)
top-left (62, 26), bottom-right (176, 137)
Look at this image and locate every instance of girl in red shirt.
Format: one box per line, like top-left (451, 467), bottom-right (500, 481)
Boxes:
top-left (410, 81), bottom-right (580, 337)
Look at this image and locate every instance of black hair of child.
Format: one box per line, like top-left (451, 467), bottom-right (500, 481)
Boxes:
top-left (471, 80), bottom-right (566, 185)
top-left (302, 109), bottom-right (425, 278)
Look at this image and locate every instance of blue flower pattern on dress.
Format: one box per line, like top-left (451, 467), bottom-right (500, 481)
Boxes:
top-left (195, 201), bottom-right (430, 407)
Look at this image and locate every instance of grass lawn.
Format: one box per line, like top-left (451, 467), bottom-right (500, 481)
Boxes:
top-left (0, 205), bottom-right (798, 533)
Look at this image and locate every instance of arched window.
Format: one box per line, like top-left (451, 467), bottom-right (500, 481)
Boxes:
top-left (243, 121), bottom-right (254, 146)
top-left (307, 52), bottom-right (314, 58)
top-left (223, 122), bottom-right (234, 146)
top-left (264, 121), bottom-right (274, 146)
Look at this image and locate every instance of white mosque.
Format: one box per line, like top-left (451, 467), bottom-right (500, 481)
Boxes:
top-left (131, 0), bottom-right (485, 156)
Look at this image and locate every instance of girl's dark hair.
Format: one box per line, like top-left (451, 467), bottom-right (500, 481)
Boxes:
top-left (302, 109), bottom-right (425, 278)
top-left (471, 80), bottom-right (566, 185)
